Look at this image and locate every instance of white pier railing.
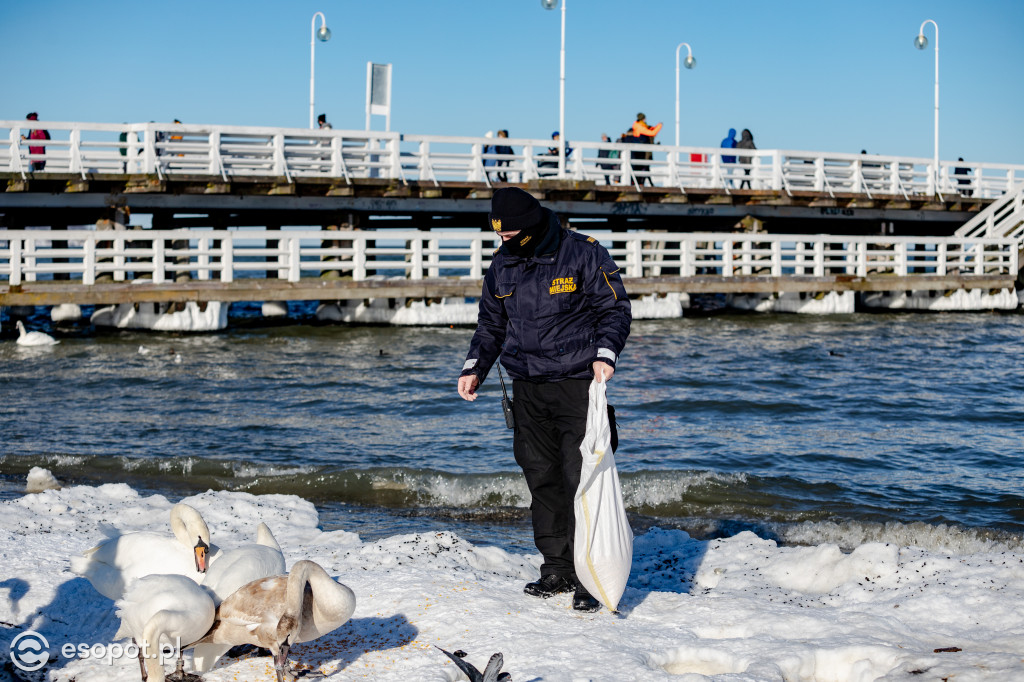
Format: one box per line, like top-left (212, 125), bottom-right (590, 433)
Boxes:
top-left (0, 229), bottom-right (1018, 288)
top-left (4, 120), bottom-right (1023, 199)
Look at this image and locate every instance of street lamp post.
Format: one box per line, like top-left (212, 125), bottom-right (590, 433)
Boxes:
top-left (674, 42), bottom-right (696, 148)
top-left (309, 11), bottom-right (331, 129)
top-left (914, 19), bottom-right (939, 191)
top-left (542, 0), bottom-right (566, 178)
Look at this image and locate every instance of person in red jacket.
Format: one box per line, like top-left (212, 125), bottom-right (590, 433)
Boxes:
top-left (23, 113), bottom-right (50, 172)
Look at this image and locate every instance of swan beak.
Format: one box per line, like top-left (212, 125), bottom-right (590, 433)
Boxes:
top-left (194, 537), bottom-right (210, 572)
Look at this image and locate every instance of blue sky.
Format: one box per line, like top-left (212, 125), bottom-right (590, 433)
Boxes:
top-left (2, 0), bottom-right (1022, 166)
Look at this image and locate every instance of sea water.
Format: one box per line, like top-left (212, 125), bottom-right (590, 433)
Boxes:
top-left (2, 307), bottom-right (1022, 553)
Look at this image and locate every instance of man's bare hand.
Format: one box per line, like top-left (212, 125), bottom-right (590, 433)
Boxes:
top-left (458, 374), bottom-right (480, 401)
top-left (592, 361), bottom-right (615, 382)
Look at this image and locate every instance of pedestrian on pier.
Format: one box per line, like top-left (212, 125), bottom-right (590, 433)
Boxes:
top-left (23, 113), bottom-right (49, 172)
top-left (483, 130), bottom-right (497, 181)
top-left (631, 113), bottom-right (662, 142)
top-left (630, 113), bottom-right (662, 186)
top-left (316, 114), bottom-right (334, 168)
top-left (720, 128), bottom-right (738, 186)
top-left (954, 158), bottom-right (973, 197)
top-left (119, 125), bottom-right (129, 173)
top-left (171, 119), bottom-right (184, 158)
top-left (457, 187), bottom-right (631, 613)
top-left (539, 131), bottom-right (571, 176)
top-left (597, 133), bottom-right (619, 185)
top-left (495, 129), bottom-right (513, 182)
top-left (736, 128), bottom-right (756, 189)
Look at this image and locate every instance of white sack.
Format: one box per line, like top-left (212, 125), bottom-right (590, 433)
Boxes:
top-left (573, 378), bottom-right (633, 611)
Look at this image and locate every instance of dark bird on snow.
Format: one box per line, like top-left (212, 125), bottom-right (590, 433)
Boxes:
top-left (435, 646), bottom-right (511, 682)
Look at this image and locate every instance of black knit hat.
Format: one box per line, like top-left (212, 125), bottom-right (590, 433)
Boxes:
top-left (488, 187), bottom-right (544, 233)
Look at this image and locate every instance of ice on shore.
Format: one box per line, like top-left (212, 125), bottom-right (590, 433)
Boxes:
top-left (1, 484), bottom-right (1022, 681)
top-left (24, 466), bottom-right (62, 493)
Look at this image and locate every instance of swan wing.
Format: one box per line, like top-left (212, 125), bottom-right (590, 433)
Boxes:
top-left (190, 642), bottom-right (233, 674)
top-left (115, 574), bottom-right (214, 646)
top-left (212, 575), bottom-right (288, 631)
top-left (201, 545), bottom-right (286, 603)
top-left (192, 578), bottom-right (286, 656)
top-left (74, 532), bottom-right (202, 600)
top-left (255, 522), bottom-right (282, 553)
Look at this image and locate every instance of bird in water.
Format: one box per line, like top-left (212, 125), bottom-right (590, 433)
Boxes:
top-left (435, 646), bottom-right (512, 682)
top-left (15, 320), bottom-right (58, 346)
top-left (828, 350), bottom-right (845, 357)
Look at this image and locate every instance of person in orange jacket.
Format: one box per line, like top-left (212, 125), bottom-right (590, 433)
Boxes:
top-left (630, 113), bottom-right (662, 185)
top-left (631, 112), bottom-right (662, 140)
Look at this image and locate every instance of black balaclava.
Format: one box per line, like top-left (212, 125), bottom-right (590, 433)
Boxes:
top-left (489, 187), bottom-right (549, 258)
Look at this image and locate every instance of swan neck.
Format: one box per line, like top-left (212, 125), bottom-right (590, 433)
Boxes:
top-left (285, 561), bottom-right (314, 615)
top-left (170, 504), bottom-right (209, 547)
top-left (141, 618), bottom-right (180, 682)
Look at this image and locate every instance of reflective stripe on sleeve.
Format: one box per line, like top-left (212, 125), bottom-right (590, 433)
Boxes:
top-left (463, 359), bottom-right (478, 371)
top-left (596, 348), bottom-right (617, 363)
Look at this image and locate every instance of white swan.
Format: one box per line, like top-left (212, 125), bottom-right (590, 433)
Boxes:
top-left (72, 503), bottom-right (219, 601)
top-left (15, 320), bottom-right (58, 346)
top-left (190, 522), bottom-right (287, 673)
top-left (190, 560), bottom-right (356, 682)
top-left (115, 573), bottom-right (216, 682)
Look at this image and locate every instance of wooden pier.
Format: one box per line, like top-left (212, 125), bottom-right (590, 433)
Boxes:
top-left (4, 119), bottom-right (1022, 237)
top-left (2, 120), bottom-right (1022, 316)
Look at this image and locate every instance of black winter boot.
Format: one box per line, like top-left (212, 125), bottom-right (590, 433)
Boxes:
top-left (572, 583), bottom-right (601, 612)
top-left (523, 574), bottom-right (574, 598)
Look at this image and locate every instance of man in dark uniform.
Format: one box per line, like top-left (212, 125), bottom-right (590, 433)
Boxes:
top-left (457, 187), bottom-right (631, 612)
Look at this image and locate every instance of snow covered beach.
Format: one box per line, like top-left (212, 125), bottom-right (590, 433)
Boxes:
top-left (2, 482), bottom-right (1023, 681)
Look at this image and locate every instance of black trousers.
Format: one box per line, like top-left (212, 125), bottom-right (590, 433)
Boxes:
top-left (511, 378), bottom-right (590, 579)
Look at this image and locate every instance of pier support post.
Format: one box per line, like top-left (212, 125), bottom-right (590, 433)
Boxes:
top-left (316, 215), bottom-right (360, 316)
top-left (95, 214), bottom-right (127, 283)
top-left (262, 222), bottom-right (288, 318)
top-left (320, 213), bottom-right (358, 281)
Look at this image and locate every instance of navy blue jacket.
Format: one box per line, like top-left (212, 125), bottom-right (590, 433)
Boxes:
top-left (461, 213), bottom-right (631, 383)
top-left (720, 128), bottom-right (737, 164)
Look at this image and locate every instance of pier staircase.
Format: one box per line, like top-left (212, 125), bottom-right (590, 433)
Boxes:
top-left (955, 182), bottom-right (1024, 283)
top-left (955, 182), bottom-right (1024, 240)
